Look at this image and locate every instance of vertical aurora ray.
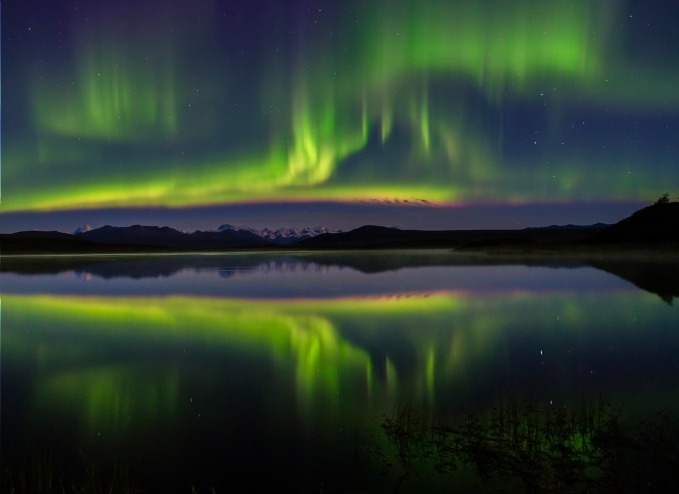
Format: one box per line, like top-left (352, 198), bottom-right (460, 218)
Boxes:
top-left (281, 7), bottom-right (371, 189)
top-left (31, 4), bottom-right (183, 142)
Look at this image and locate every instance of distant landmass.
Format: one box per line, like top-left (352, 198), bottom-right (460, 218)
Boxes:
top-left (1, 200), bottom-right (678, 255)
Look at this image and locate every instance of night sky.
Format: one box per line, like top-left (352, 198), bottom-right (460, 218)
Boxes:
top-left (2, 0), bottom-right (678, 233)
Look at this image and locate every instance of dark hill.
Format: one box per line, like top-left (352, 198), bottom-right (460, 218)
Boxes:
top-left (80, 225), bottom-right (188, 246)
top-left (1, 225), bottom-right (274, 254)
top-left (3, 230), bottom-right (80, 241)
top-left (298, 225), bottom-right (474, 249)
top-left (79, 225), bottom-right (272, 249)
top-left (0, 230), bottom-right (161, 254)
top-left (587, 202), bottom-right (679, 244)
top-left (297, 225), bottom-right (595, 250)
top-left (301, 225), bottom-right (415, 248)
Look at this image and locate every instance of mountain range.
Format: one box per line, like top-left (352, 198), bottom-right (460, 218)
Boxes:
top-left (72, 223), bottom-right (336, 245)
top-left (215, 224), bottom-right (336, 244)
top-left (71, 222), bottom-right (613, 250)
top-left (1, 200), bottom-right (677, 254)
top-left (0, 223), bottom-right (339, 253)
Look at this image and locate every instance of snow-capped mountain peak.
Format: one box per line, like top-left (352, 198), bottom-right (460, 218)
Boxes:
top-left (217, 223), bottom-right (260, 235)
top-left (214, 224), bottom-right (336, 244)
top-left (73, 224), bottom-right (94, 234)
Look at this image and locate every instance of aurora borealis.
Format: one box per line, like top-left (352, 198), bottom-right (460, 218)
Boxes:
top-left (2, 0), bottom-right (679, 230)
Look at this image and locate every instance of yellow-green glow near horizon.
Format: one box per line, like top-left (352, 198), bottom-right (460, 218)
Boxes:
top-left (5, 0), bottom-right (679, 212)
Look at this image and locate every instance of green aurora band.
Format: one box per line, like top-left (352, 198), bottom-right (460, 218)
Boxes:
top-left (4, 0), bottom-right (679, 211)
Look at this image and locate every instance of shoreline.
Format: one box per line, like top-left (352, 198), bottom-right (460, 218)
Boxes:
top-left (2, 243), bottom-right (679, 258)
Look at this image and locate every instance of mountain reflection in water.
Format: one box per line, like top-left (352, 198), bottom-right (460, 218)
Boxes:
top-left (1, 252), bottom-right (678, 492)
top-left (4, 250), bottom-right (678, 301)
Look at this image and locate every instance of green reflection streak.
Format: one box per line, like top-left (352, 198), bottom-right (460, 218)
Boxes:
top-left (35, 365), bottom-right (180, 442)
top-left (4, 295), bottom-right (380, 436)
top-left (3, 289), bottom-right (675, 443)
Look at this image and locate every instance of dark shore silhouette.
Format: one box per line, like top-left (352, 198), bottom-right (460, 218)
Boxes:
top-left (1, 198), bottom-right (678, 255)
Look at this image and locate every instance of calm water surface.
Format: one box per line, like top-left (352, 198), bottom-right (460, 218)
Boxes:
top-left (1, 252), bottom-right (678, 492)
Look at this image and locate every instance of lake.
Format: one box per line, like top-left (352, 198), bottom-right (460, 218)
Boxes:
top-left (2, 251), bottom-right (678, 492)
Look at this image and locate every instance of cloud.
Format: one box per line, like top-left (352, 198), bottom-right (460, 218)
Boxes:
top-left (360, 198), bottom-right (438, 207)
